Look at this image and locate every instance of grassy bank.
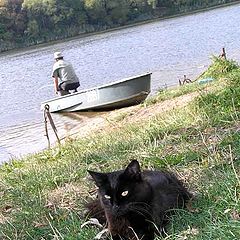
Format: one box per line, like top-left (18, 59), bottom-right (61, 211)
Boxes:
top-left (0, 57), bottom-right (240, 240)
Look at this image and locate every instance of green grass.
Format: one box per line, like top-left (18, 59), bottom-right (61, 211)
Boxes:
top-left (143, 82), bottom-right (204, 106)
top-left (0, 57), bottom-right (240, 239)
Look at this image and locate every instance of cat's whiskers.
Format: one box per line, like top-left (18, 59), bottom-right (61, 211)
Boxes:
top-left (129, 206), bottom-right (152, 219)
top-left (128, 202), bottom-right (153, 219)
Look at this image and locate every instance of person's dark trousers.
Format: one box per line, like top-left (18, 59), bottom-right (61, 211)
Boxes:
top-left (58, 82), bottom-right (80, 96)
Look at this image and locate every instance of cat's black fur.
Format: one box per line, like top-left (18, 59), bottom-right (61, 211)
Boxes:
top-left (86, 160), bottom-right (192, 240)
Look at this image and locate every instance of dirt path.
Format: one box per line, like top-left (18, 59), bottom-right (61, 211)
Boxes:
top-left (63, 91), bottom-right (199, 141)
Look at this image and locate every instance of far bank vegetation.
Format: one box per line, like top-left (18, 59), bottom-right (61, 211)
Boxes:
top-left (0, 0), bottom-right (238, 52)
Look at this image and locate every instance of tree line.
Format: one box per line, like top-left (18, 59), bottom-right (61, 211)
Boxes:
top-left (0, 0), bottom-right (238, 52)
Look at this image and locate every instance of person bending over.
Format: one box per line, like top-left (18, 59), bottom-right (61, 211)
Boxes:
top-left (52, 51), bottom-right (80, 96)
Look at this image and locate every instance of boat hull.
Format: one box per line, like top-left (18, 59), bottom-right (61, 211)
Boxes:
top-left (41, 73), bottom-right (151, 113)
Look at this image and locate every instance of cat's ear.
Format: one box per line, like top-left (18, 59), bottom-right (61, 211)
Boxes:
top-left (88, 170), bottom-right (108, 187)
top-left (124, 160), bottom-right (142, 180)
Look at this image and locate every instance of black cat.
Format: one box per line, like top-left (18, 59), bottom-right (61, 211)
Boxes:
top-left (86, 160), bottom-right (192, 240)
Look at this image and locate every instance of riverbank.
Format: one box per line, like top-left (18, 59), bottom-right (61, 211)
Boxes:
top-left (0, 57), bottom-right (240, 239)
top-left (1, 0), bottom-right (240, 55)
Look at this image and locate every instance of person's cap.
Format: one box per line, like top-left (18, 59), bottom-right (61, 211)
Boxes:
top-left (54, 51), bottom-right (63, 59)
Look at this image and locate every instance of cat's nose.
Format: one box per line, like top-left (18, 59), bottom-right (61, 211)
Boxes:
top-left (112, 205), bottom-right (120, 214)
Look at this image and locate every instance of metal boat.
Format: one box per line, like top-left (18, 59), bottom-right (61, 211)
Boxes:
top-left (41, 73), bottom-right (151, 112)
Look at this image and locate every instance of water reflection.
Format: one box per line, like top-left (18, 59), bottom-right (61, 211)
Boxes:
top-left (0, 111), bottom-right (107, 163)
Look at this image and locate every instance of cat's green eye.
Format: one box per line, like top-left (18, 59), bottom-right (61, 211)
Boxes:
top-left (104, 195), bottom-right (111, 199)
top-left (121, 190), bottom-right (128, 197)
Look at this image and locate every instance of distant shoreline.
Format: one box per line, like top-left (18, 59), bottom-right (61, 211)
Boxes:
top-left (1, 1), bottom-right (239, 56)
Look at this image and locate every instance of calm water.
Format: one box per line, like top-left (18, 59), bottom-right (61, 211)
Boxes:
top-left (1, 3), bottom-right (240, 162)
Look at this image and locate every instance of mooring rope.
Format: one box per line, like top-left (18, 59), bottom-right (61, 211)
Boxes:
top-left (44, 104), bottom-right (60, 148)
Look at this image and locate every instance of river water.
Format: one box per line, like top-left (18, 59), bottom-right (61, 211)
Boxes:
top-left (1, 3), bottom-right (240, 163)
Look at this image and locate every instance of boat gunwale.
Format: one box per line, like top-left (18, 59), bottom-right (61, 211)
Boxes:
top-left (41, 72), bottom-right (151, 104)
top-left (55, 90), bottom-right (149, 112)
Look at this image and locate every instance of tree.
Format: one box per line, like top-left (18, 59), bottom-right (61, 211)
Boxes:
top-left (54, 0), bottom-right (87, 28)
top-left (0, 0), bottom-right (26, 42)
top-left (22, 0), bottom-right (56, 37)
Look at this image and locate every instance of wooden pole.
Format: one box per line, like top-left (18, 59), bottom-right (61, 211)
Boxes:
top-left (44, 104), bottom-right (61, 147)
top-left (44, 108), bottom-right (51, 149)
top-left (220, 48), bottom-right (226, 60)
